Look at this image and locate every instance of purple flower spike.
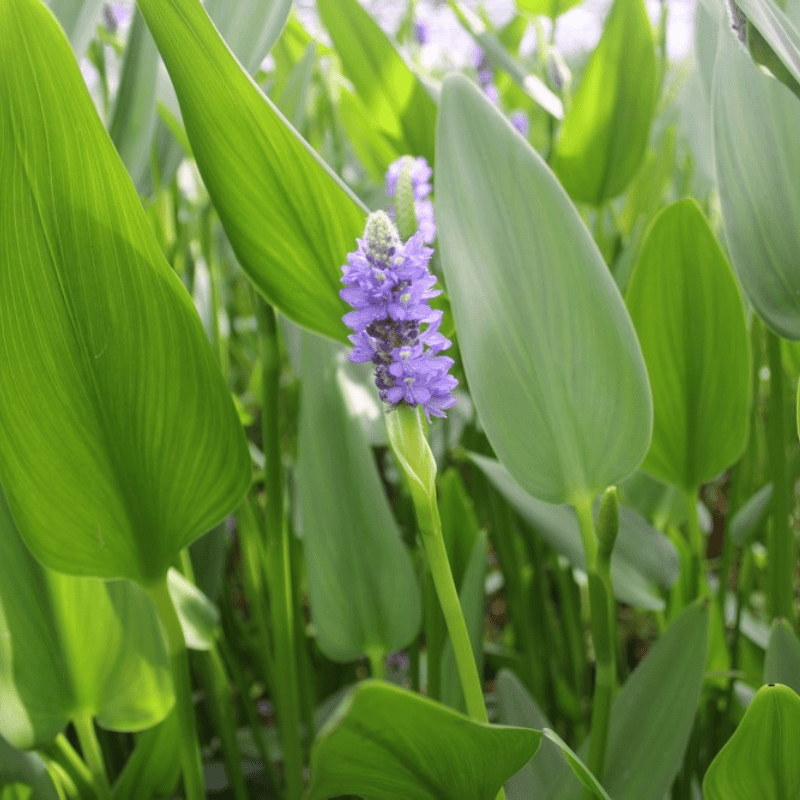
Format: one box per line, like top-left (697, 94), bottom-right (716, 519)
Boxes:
top-left (341, 211), bottom-right (457, 420)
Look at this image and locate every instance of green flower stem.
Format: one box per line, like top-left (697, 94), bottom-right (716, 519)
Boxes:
top-left (367, 647), bottom-right (386, 680)
top-left (47, 734), bottom-right (96, 797)
top-left (72, 714), bottom-right (111, 800)
top-left (256, 298), bottom-right (304, 800)
top-left (766, 329), bottom-right (794, 622)
top-left (146, 577), bottom-right (204, 800)
top-left (574, 495), bottom-right (616, 795)
top-left (684, 490), bottom-right (705, 600)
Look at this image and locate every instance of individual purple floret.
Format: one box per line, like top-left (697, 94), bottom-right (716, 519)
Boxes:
top-left (510, 111), bottom-right (530, 138)
top-left (386, 156), bottom-right (436, 243)
top-left (341, 211), bottom-right (457, 420)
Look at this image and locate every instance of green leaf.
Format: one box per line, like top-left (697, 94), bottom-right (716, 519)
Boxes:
top-left (167, 569), bottom-right (220, 652)
top-left (107, 8), bottom-right (160, 191)
top-left (554, 601), bottom-right (709, 800)
top-left (703, 683), bottom-right (800, 800)
top-left (730, 484), bottom-right (773, 546)
top-left (550, 0), bottom-right (657, 204)
top-left (713, 29), bottom-right (800, 338)
top-left (736, 0), bottom-right (800, 92)
top-left (298, 334), bottom-right (421, 662)
top-left (437, 74), bottom-right (652, 506)
top-left (0, 736), bottom-right (59, 800)
top-left (625, 199), bottom-right (751, 492)
top-left (495, 670), bottom-right (569, 798)
top-left (0, 486), bottom-right (172, 749)
top-left (515, 0), bottom-right (583, 16)
top-left (45, 0), bottom-right (103, 55)
top-left (469, 453), bottom-right (678, 610)
top-left (542, 729), bottom-right (612, 800)
top-left (0, 0), bottom-right (250, 583)
top-left (449, 2), bottom-right (564, 119)
top-left (765, 620), bottom-right (800, 695)
top-left (307, 680), bottom-right (540, 800)
top-left (317, 0), bottom-right (437, 165)
top-left (136, 0), bottom-right (367, 341)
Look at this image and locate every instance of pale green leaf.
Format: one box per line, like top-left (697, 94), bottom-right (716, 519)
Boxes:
top-left (0, 486), bottom-right (173, 749)
top-left (437, 74), bottom-right (652, 505)
top-left (298, 335), bottom-right (421, 662)
top-left (45, 0), bottom-right (103, 55)
top-left (713, 29), bottom-right (800, 338)
top-left (764, 620), bottom-right (800, 695)
top-left (307, 680), bottom-right (540, 800)
top-left (0, 0), bottom-right (250, 583)
top-left (551, 0), bottom-right (657, 204)
top-left (137, 0), bottom-right (367, 341)
top-left (317, 0), bottom-right (437, 165)
top-left (625, 199), bottom-right (751, 492)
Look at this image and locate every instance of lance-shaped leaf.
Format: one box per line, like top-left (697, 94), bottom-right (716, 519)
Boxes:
top-left (713, 30), bottom-right (800, 338)
top-left (437, 75), bottom-right (652, 506)
top-left (550, 0), bottom-right (657, 205)
top-left (137, 0), bottom-right (367, 341)
top-left (317, 0), bottom-right (437, 166)
top-left (625, 199), bottom-right (751, 492)
top-left (470, 453), bottom-right (678, 610)
top-left (46, 0), bottom-right (104, 56)
top-left (553, 601), bottom-right (709, 800)
top-left (298, 335), bottom-right (421, 662)
top-left (0, 487), bottom-right (173, 749)
top-left (307, 681), bottom-right (540, 800)
top-left (0, 0), bottom-right (250, 583)
top-left (703, 684), bottom-right (800, 800)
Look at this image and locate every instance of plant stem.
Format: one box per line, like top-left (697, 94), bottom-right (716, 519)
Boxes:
top-left (72, 714), bottom-right (111, 800)
top-left (574, 496), bottom-right (615, 796)
top-left (367, 647), bottom-right (386, 680)
top-left (766, 329), bottom-right (794, 622)
top-left (256, 298), bottom-right (304, 800)
top-left (685, 490), bottom-right (705, 599)
top-left (146, 577), bottom-right (205, 800)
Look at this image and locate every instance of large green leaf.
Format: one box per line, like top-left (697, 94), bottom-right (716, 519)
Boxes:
top-left (0, 487), bottom-right (172, 749)
top-left (550, 0), bottom-right (657, 204)
top-left (713, 29), bottom-right (800, 338)
top-left (307, 680), bottom-right (540, 800)
top-left (317, 0), bottom-right (437, 165)
top-left (298, 334), bottom-right (421, 662)
top-left (0, 0), bottom-right (250, 582)
top-left (136, 0), bottom-right (367, 341)
top-left (470, 453), bottom-right (678, 610)
top-left (625, 199), bottom-right (751, 492)
top-left (437, 75), bottom-right (652, 506)
top-left (764, 620), bottom-right (800, 694)
top-left (703, 684), bottom-right (800, 800)
top-left (554, 601), bottom-right (709, 800)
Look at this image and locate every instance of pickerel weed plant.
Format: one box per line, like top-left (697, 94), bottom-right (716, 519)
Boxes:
top-left (2, 0), bottom-right (800, 799)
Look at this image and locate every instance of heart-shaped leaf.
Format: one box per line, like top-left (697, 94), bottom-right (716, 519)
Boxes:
top-left (0, 0), bottom-right (250, 583)
top-left (307, 680), bottom-right (540, 800)
top-left (703, 683), bottom-right (800, 800)
top-left (136, 0), bottom-right (367, 341)
top-left (437, 74), bottom-right (652, 506)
